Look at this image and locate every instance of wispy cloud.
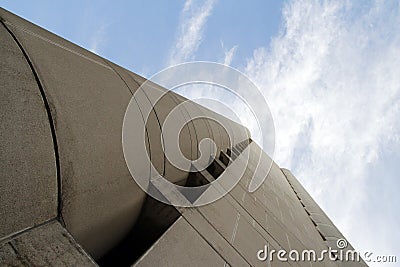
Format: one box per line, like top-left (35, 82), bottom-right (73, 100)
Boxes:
top-left (221, 42), bottom-right (238, 66)
top-left (168, 0), bottom-right (216, 65)
top-left (90, 23), bottom-right (108, 54)
top-left (244, 0), bottom-right (400, 262)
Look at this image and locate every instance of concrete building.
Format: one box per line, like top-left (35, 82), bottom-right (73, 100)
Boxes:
top-left (0, 8), bottom-right (366, 267)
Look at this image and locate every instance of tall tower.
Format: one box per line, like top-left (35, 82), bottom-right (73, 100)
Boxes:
top-left (0, 8), bottom-right (366, 267)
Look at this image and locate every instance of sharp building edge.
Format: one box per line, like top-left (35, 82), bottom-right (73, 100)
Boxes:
top-left (0, 8), bottom-right (366, 267)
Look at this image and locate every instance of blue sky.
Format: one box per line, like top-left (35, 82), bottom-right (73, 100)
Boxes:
top-left (3, 1), bottom-right (399, 265)
top-left (1, 0), bottom-right (282, 75)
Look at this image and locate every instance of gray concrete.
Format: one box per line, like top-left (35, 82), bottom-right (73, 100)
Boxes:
top-left (181, 208), bottom-right (250, 266)
top-left (0, 221), bottom-right (95, 266)
top-left (134, 217), bottom-right (226, 267)
top-left (0, 7), bottom-right (243, 260)
top-left (0, 9), bottom-right (146, 258)
top-left (0, 20), bottom-right (57, 238)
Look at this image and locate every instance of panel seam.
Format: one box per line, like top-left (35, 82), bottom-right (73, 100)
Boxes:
top-left (1, 20), bottom-right (64, 225)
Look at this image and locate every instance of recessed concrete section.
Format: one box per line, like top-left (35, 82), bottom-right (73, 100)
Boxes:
top-left (151, 90), bottom-right (193, 184)
top-left (167, 93), bottom-right (199, 161)
top-left (196, 107), bottom-right (223, 154)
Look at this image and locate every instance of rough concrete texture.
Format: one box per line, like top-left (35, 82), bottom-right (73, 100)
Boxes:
top-left (0, 19), bottom-right (57, 238)
top-left (0, 221), bottom-right (95, 266)
top-left (134, 218), bottom-right (226, 267)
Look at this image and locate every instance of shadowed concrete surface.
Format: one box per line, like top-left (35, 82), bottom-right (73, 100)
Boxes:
top-left (0, 221), bottom-right (96, 266)
top-left (0, 12), bottom-right (57, 238)
top-left (0, 8), bottom-right (366, 267)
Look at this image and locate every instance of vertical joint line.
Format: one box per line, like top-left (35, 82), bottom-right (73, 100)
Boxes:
top-left (1, 21), bottom-right (64, 225)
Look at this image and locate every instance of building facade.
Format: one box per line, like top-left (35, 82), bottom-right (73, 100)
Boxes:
top-left (0, 8), bottom-right (366, 267)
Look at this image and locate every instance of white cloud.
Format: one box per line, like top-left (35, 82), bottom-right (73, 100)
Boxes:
top-left (222, 43), bottom-right (238, 66)
top-left (168, 0), bottom-right (216, 65)
top-left (89, 23), bottom-right (108, 54)
top-left (244, 0), bottom-right (400, 263)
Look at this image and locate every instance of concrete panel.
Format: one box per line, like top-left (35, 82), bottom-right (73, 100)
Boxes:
top-left (122, 72), bottom-right (171, 180)
top-left (316, 224), bottom-right (342, 239)
top-left (182, 101), bottom-right (216, 161)
top-left (167, 93), bottom-right (199, 162)
top-left (230, 186), bottom-right (268, 231)
top-left (309, 212), bottom-right (334, 226)
top-left (140, 91), bottom-right (166, 178)
top-left (270, 168), bottom-right (297, 200)
top-left (199, 107), bottom-right (224, 155)
top-left (134, 217), bottom-right (226, 267)
top-left (232, 216), bottom-right (270, 267)
top-left (103, 60), bottom-right (142, 93)
top-left (193, 106), bottom-right (215, 156)
top-left (157, 92), bottom-right (193, 184)
top-left (265, 189), bottom-right (282, 225)
top-left (101, 61), bottom-right (154, 187)
top-left (0, 22), bottom-right (57, 238)
top-left (130, 75), bottom-right (199, 182)
top-left (137, 83), bottom-right (194, 184)
top-left (265, 211), bottom-right (291, 251)
top-left (197, 194), bottom-right (239, 241)
top-left (181, 208), bottom-right (250, 267)
top-left (196, 173), bottom-right (282, 251)
top-left (7, 24), bottom-right (146, 258)
top-left (224, 148), bottom-right (328, 253)
top-left (127, 69), bottom-right (148, 87)
top-left (270, 259), bottom-right (293, 267)
top-left (0, 221), bottom-right (95, 266)
top-left (229, 120), bottom-right (250, 145)
top-left (213, 113), bottom-right (233, 151)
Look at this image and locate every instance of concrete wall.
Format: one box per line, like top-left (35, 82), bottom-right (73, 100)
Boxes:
top-left (0, 7), bottom-right (248, 260)
top-left (0, 15), bottom-right (57, 240)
